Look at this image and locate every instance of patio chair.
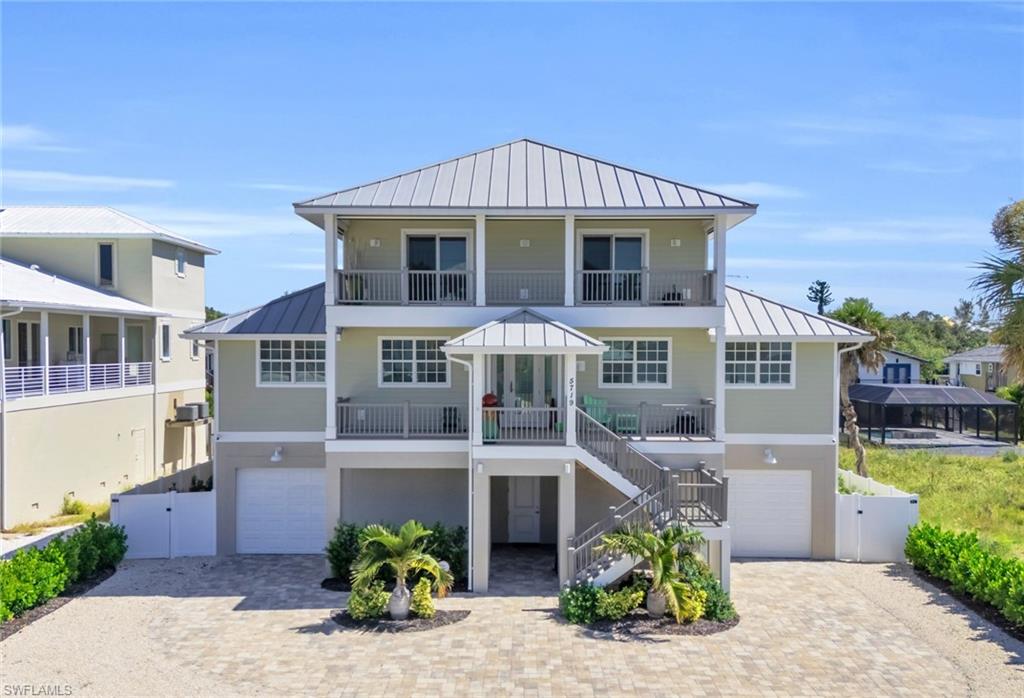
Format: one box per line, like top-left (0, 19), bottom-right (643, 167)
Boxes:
top-left (582, 395), bottom-right (613, 427)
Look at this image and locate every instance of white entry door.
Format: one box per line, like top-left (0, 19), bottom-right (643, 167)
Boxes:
top-left (726, 469), bottom-right (813, 558)
top-left (508, 476), bottom-right (541, 543)
top-left (236, 468), bottom-right (326, 554)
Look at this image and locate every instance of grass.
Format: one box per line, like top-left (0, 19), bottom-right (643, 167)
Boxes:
top-left (840, 446), bottom-right (1024, 558)
top-left (1, 501), bottom-right (110, 536)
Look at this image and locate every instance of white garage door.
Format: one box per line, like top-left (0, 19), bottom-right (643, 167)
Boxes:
top-left (236, 468), bottom-right (326, 554)
top-left (726, 469), bottom-right (812, 558)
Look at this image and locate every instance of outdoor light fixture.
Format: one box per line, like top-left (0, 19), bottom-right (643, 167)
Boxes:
top-left (763, 448), bottom-right (778, 465)
top-left (270, 446), bottom-right (283, 463)
top-left (476, 462), bottom-right (483, 473)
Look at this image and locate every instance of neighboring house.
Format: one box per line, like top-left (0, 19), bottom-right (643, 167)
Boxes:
top-left (945, 345), bottom-right (1020, 393)
top-left (856, 349), bottom-right (924, 384)
top-left (0, 206), bottom-right (218, 528)
top-left (185, 139), bottom-right (871, 592)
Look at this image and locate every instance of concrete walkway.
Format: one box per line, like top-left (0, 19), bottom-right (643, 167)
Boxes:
top-left (2, 556), bottom-right (1021, 696)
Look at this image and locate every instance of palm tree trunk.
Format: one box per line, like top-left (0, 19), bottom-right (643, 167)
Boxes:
top-left (839, 356), bottom-right (869, 478)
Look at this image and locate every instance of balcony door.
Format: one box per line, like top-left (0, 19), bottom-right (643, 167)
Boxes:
top-left (492, 354), bottom-right (558, 427)
top-left (581, 234), bottom-right (644, 302)
top-left (125, 324), bottom-right (146, 363)
top-left (17, 321), bottom-right (40, 366)
top-left (405, 234), bottom-right (468, 303)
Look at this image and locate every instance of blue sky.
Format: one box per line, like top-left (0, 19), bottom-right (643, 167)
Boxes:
top-left (3, 2), bottom-right (1022, 316)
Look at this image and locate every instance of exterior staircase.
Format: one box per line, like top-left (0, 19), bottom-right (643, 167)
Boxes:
top-left (568, 407), bottom-right (728, 586)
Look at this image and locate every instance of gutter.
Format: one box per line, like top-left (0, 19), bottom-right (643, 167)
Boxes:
top-left (0, 306), bottom-right (25, 531)
top-left (446, 354), bottom-right (475, 593)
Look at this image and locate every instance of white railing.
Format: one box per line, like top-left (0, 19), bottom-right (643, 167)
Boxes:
top-left (486, 270), bottom-right (564, 305)
top-left (123, 362), bottom-right (153, 386)
top-left (337, 270), bottom-right (474, 305)
top-left (596, 403), bottom-right (715, 440)
top-left (576, 268), bottom-right (716, 306)
top-left (3, 361), bottom-right (152, 400)
top-left (337, 401), bottom-right (467, 438)
top-left (89, 363), bottom-right (123, 390)
top-left (4, 366), bottom-right (44, 399)
top-left (47, 365), bottom-right (87, 394)
top-left (483, 407), bottom-right (565, 443)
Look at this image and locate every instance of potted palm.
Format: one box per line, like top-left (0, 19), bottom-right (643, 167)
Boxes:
top-left (597, 523), bottom-right (704, 623)
top-left (351, 520), bottom-right (454, 620)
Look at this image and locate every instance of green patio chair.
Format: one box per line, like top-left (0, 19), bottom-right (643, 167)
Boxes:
top-left (582, 395), bottom-right (612, 427)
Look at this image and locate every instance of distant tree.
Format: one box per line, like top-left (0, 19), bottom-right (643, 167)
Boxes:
top-left (888, 306), bottom-right (988, 381)
top-left (205, 306), bottom-right (226, 322)
top-left (953, 299), bottom-right (975, 328)
top-left (830, 298), bottom-right (895, 477)
top-left (806, 280), bottom-right (834, 315)
top-left (973, 200), bottom-right (1024, 375)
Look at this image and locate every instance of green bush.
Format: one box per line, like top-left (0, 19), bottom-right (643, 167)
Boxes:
top-left (905, 522), bottom-right (1024, 628)
top-left (410, 577), bottom-right (435, 619)
top-left (422, 521), bottom-right (467, 584)
top-left (559, 583), bottom-right (601, 624)
top-left (347, 580), bottom-right (389, 620)
top-left (594, 585), bottom-right (645, 621)
top-left (326, 521), bottom-right (467, 584)
top-left (673, 582), bottom-right (707, 623)
top-left (60, 496), bottom-right (86, 516)
top-left (679, 556), bottom-right (737, 622)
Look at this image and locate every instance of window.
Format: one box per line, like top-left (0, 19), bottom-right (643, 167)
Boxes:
top-left (258, 339), bottom-right (325, 385)
top-left (191, 340), bottom-right (200, 361)
top-left (403, 231), bottom-right (469, 302)
top-left (725, 341), bottom-right (794, 387)
top-left (2, 319), bottom-right (9, 360)
top-left (379, 338), bottom-right (449, 386)
top-left (580, 231), bottom-right (645, 302)
top-left (599, 338), bottom-right (670, 387)
top-left (98, 243), bottom-right (115, 287)
top-left (160, 324), bottom-right (171, 361)
top-left (68, 326), bottom-right (84, 356)
top-left (175, 248), bottom-right (187, 277)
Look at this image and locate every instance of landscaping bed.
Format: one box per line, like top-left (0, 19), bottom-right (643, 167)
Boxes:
top-left (912, 566), bottom-right (1024, 643)
top-left (332, 608), bottom-right (470, 633)
top-left (0, 567), bottom-right (114, 642)
top-left (584, 612), bottom-right (739, 637)
top-left (321, 577), bottom-right (468, 593)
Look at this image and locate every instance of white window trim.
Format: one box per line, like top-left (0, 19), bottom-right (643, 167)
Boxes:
top-left (190, 340), bottom-right (201, 361)
top-left (68, 325), bottom-right (84, 356)
top-left (96, 241), bottom-right (117, 288)
top-left (399, 229), bottom-right (474, 272)
top-left (598, 336), bottom-right (672, 389)
top-left (576, 228), bottom-right (650, 273)
top-left (255, 338), bottom-right (326, 388)
top-left (175, 248), bottom-right (187, 278)
top-left (377, 336), bottom-right (452, 388)
top-left (159, 323), bottom-right (172, 362)
top-left (725, 340), bottom-right (797, 390)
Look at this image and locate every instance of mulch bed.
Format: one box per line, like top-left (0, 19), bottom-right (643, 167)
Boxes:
top-left (321, 577), bottom-right (469, 593)
top-left (331, 609), bottom-right (470, 633)
top-left (584, 612), bottom-right (740, 637)
top-left (0, 567), bottom-right (115, 642)
top-left (912, 567), bottom-right (1024, 643)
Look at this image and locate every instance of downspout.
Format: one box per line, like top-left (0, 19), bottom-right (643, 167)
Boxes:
top-left (0, 306), bottom-right (25, 531)
top-left (447, 353), bottom-right (474, 592)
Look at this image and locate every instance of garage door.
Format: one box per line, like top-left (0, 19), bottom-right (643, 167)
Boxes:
top-left (726, 469), bottom-right (812, 558)
top-left (236, 468), bottom-right (326, 554)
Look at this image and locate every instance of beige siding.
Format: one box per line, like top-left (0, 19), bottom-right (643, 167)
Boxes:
top-left (574, 467), bottom-right (627, 531)
top-left (344, 219), bottom-right (473, 270)
top-left (156, 386), bottom-right (210, 474)
top-left (217, 340), bottom-right (325, 432)
top-left (726, 343), bottom-right (836, 434)
top-left (340, 468), bottom-right (468, 528)
top-left (485, 219), bottom-right (564, 271)
top-left (157, 315), bottom-right (205, 387)
top-left (575, 218), bottom-right (708, 271)
top-left (151, 240), bottom-right (206, 316)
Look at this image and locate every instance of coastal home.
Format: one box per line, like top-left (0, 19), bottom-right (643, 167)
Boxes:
top-left (186, 140), bottom-right (871, 591)
top-left (945, 345), bottom-right (1020, 392)
top-left (856, 349), bottom-right (925, 384)
top-left (0, 206), bottom-right (218, 528)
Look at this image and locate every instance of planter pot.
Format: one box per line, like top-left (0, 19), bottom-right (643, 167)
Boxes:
top-left (646, 590), bottom-right (667, 617)
top-left (389, 583), bottom-right (411, 620)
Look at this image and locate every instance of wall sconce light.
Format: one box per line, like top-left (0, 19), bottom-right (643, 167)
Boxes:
top-left (564, 462), bottom-right (572, 475)
top-left (476, 462), bottom-right (483, 473)
top-left (270, 446), bottom-right (283, 463)
top-left (763, 448), bottom-right (777, 465)
top-left (369, 238), bottom-right (381, 248)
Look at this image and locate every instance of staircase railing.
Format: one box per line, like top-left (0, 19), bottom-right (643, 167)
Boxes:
top-left (576, 408), bottom-right (665, 493)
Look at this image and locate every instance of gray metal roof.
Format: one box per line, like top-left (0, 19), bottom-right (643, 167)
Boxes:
top-left (943, 345), bottom-right (1007, 364)
top-left (725, 286), bottom-right (873, 340)
top-left (0, 206), bottom-right (219, 255)
top-left (296, 139), bottom-right (756, 213)
top-left (445, 308), bottom-right (606, 354)
top-left (185, 283), bottom-right (325, 337)
top-left (849, 383), bottom-right (1014, 407)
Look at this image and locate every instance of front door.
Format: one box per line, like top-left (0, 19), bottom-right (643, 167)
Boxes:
top-left (493, 355), bottom-right (558, 428)
top-left (508, 476), bottom-right (541, 543)
top-left (882, 364), bottom-right (911, 384)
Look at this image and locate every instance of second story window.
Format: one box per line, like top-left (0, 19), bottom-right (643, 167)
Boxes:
top-left (379, 337), bottom-right (449, 386)
top-left (175, 248), bottom-right (187, 277)
top-left (258, 339), bottom-right (325, 385)
top-left (98, 242), bottom-right (115, 287)
top-left (2, 319), bottom-right (10, 360)
top-left (599, 338), bottom-right (670, 387)
top-left (725, 341), bottom-right (794, 387)
top-left (580, 232), bottom-right (645, 303)
top-left (405, 232), bottom-right (469, 303)
top-left (160, 324), bottom-right (172, 361)
top-left (68, 326), bottom-right (84, 358)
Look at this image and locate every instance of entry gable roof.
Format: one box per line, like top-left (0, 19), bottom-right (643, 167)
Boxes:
top-left (445, 308), bottom-right (606, 354)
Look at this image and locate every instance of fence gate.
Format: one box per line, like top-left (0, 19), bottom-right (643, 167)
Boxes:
top-left (111, 490), bottom-right (215, 559)
top-left (836, 492), bottom-right (919, 562)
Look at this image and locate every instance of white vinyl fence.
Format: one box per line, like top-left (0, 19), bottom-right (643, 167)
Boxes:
top-left (111, 490), bottom-right (216, 559)
top-left (836, 471), bottom-right (919, 563)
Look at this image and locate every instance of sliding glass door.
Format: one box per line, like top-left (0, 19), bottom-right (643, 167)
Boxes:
top-left (406, 235), bottom-right (469, 303)
top-left (581, 235), bottom-right (643, 302)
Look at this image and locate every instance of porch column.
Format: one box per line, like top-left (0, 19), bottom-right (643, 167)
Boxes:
top-left (563, 215), bottom-right (575, 306)
top-left (117, 316), bottom-right (126, 387)
top-left (474, 214), bottom-right (486, 306)
top-left (83, 314), bottom-right (91, 391)
top-left (325, 327), bottom-right (337, 440)
top-left (471, 469), bottom-right (490, 592)
top-left (719, 535), bottom-right (732, 593)
top-left (557, 463), bottom-right (576, 586)
top-left (324, 213), bottom-right (337, 307)
top-left (713, 214), bottom-right (727, 305)
top-left (40, 311), bottom-right (50, 394)
top-left (714, 328), bottom-right (726, 441)
top-left (564, 353), bottom-right (577, 446)
top-left (472, 354), bottom-right (484, 446)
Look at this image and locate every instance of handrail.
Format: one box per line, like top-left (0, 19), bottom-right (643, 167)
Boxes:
top-left (576, 407), bottom-right (666, 492)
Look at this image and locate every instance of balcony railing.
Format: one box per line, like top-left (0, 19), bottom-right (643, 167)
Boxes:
top-left (337, 270), bottom-right (474, 305)
top-left (3, 362), bottom-right (153, 400)
top-left (484, 406), bottom-right (565, 443)
top-left (595, 403), bottom-right (715, 440)
top-left (486, 271), bottom-right (564, 305)
top-left (337, 401), bottom-right (467, 439)
top-left (576, 269), bottom-right (715, 306)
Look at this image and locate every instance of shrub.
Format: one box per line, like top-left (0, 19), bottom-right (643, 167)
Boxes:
top-left (905, 522), bottom-right (1024, 628)
top-left (60, 496), bottom-right (86, 516)
top-left (347, 580), bottom-right (389, 620)
top-left (594, 585), bottom-right (645, 621)
top-left (559, 584), bottom-right (601, 625)
top-left (326, 521), bottom-right (468, 584)
top-left (422, 522), bottom-right (467, 584)
top-left (679, 555), bottom-right (737, 622)
top-left (326, 523), bottom-right (362, 579)
top-left (410, 577), bottom-right (435, 619)
top-left (673, 582), bottom-right (707, 624)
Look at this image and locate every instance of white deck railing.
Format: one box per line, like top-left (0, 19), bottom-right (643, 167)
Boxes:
top-left (337, 270), bottom-right (475, 305)
top-left (337, 402), bottom-right (467, 438)
top-left (576, 268), bottom-right (716, 306)
top-left (486, 270), bottom-right (564, 305)
top-left (2, 362), bottom-right (153, 400)
top-left (4, 366), bottom-right (45, 399)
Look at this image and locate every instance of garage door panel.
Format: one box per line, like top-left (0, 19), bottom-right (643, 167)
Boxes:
top-left (237, 468), bottom-right (326, 554)
top-left (726, 469), bottom-right (812, 558)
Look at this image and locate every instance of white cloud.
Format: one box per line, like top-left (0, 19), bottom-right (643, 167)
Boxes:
top-left (703, 181), bottom-right (806, 200)
top-left (5, 169), bottom-right (173, 191)
top-left (1, 124), bottom-right (80, 153)
top-left (120, 204), bottom-right (317, 239)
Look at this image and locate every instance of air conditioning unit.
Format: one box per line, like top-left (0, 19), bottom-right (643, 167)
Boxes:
top-left (176, 404), bottom-right (200, 422)
top-left (188, 402), bottom-right (210, 419)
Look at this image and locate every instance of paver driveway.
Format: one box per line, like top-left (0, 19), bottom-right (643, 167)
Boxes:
top-left (2, 556), bottom-right (1021, 697)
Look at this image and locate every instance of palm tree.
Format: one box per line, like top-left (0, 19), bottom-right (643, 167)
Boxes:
top-left (597, 524), bottom-right (704, 624)
top-left (351, 520), bottom-right (454, 620)
top-left (973, 201), bottom-right (1024, 376)
top-left (830, 298), bottom-right (895, 477)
